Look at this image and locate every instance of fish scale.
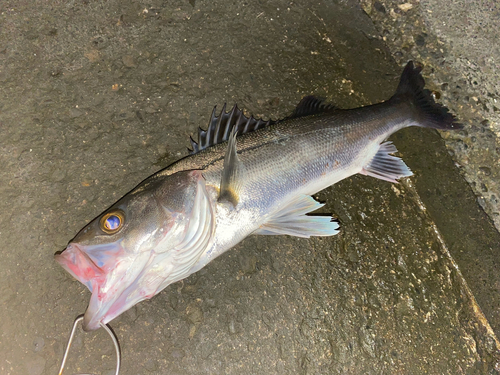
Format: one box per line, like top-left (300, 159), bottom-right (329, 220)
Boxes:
top-left (55, 62), bottom-right (461, 331)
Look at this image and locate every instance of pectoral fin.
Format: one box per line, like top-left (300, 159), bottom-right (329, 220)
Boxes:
top-left (255, 195), bottom-right (339, 238)
top-left (219, 126), bottom-right (244, 206)
top-left (360, 141), bottom-right (413, 183)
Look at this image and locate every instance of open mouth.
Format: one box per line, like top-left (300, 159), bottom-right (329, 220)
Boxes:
top-left (55, 243), bottom-right (115, 331)
top-left (55, 243), bottom-right (104, 293)
top-left (55, 242), bottom-right (148, 331)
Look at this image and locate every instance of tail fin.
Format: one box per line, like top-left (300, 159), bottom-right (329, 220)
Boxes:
top-left (391, 61), bottom-right (462, 130)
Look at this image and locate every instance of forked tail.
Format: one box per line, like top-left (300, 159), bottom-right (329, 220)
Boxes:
top-left (390, 61), bottom-right (462, 130)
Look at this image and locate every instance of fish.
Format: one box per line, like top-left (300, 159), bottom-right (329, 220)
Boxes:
top-left (55, 62), bottom-right (461, 331)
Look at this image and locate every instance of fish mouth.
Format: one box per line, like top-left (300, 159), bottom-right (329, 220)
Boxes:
top-left (55, 242), bottom-right (135, 331)
top-left (55, 243), bottom-right (103, 293)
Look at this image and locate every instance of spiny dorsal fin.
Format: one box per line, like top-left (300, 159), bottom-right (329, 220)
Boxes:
top-left (288, 95), bottom-right (337, 119)
top-left (189, 96), bottom-right (336, 154)
top-left (189, 104), bottom-right (276, 155)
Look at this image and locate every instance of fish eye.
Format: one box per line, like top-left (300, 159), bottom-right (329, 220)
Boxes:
top-left (99, 210), bottom-right (125, 234)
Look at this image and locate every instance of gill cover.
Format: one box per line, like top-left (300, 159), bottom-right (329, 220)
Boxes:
top-left (134, 170), bottom-right (216, 292)
top-left (56, 170), bottom-right (216, 331)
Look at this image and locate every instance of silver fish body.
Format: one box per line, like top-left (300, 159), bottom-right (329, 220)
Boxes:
top-left (56, 62), bottom-right (461, 330)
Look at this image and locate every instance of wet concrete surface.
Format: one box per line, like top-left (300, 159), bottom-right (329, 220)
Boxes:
top-left (1, 0), bottom-right (499, 374)
top-left (359, 0), bottom-right (500, 350)
top-left (360, 0), bottom-right (500, 254)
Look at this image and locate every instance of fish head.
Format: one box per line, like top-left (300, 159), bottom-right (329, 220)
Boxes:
top-left (55, 170), bottom-right (214, 331)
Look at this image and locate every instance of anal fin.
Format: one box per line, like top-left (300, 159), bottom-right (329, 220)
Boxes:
top-left (254, 195), bottom-right (339, 238)
top-left (360, 141), bottom-right (412, 183)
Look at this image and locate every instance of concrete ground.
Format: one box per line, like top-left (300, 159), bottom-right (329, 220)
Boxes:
top-left (1, 1), bottom-right (499, 374)
top-left (361, 0), bottom-right (500, 253)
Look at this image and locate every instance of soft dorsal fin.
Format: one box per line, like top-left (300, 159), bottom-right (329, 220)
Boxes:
top-left (288, 95), bottom-right (337, 118)
top-left (189, 104), bottom-right (275, 155)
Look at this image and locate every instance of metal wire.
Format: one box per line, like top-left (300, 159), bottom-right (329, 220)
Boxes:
top-left (58, 314), bottom-right (121, 375)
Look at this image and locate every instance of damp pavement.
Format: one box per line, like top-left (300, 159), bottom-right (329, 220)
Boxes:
top-left (361, 0), bottom-right (500, 232)
top-left (0, 1), bottom-right (499, 374)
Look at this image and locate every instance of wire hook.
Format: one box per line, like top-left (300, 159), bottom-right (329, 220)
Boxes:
top-left (58, 315), bottom-right (121, 375)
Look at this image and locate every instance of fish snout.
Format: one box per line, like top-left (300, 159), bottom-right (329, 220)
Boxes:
top-left (56, 243), bottom-right (109, 331)
top-left (55, 243), bottom-right (103, 293)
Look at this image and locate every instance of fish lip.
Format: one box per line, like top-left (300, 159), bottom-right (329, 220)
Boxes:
top-left (56, 242), bottom-right (147, 331)
top-left (55, 243), bottom-right (110, 331)
top-left (55, 243), bottom-right (103, 290)
top-left (82, 293), bottom-right (106, 331)
top-left (82, 285), bottom-right (133, 331)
